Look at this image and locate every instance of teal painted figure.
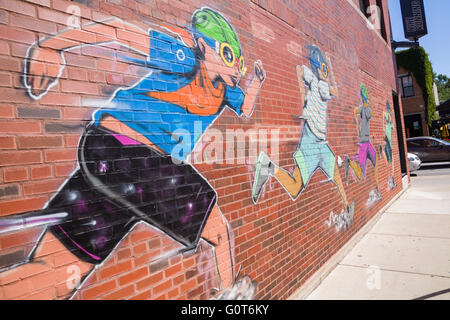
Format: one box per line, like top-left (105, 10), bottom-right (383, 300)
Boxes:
top-left (382, 101), bottom-right (396, 190)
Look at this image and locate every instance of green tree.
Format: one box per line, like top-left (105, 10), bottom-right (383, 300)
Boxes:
top-left (434, 73), bottom-right (450, 104)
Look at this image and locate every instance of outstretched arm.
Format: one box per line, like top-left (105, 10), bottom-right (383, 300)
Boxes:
top-left (325, 53), bottom-right (338, 97)
top-left (296, 65), bottom-right (306, 106)
top-left (241, 60), bottom-right (265, 117)
top-left (354, 107), bottom-right (361, 137)
top-left (25, 18), bottom-right (150, 99)
top-left (40, 18), bottom-right (150, 54)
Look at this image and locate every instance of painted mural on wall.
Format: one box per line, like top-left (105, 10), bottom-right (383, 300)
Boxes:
top-left (383, 101), bottom-right (397, 191)
top-left (0, 0), bottom-right (401, 300)
top-left (344, 84), bottom-right (383, 207)
top-left (252, 45), bottom-right (355, 230)
top-left (0, 7), bottom-right (264, 299)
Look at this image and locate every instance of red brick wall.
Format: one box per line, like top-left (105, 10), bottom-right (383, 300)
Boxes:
top-left (0, 0), bottom-right (404, 300)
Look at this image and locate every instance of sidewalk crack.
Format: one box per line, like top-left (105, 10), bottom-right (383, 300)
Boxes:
top-left (338, 263), bottom-right (450, 279)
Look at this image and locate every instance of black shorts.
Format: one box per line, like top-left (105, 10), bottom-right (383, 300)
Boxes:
top-left (48, 124), bottom-right (216, 264)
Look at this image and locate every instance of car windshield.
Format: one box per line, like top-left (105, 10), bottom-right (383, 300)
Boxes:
top-left (438, 139), bottom-right (450, 146)
top-left (428, 138), bottom-right (450, 146)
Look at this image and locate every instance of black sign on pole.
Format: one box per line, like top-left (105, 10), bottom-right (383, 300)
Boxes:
top-left (400, 0), bottom-right (428, 41)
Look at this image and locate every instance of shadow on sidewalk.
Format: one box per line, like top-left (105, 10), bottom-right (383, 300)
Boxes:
top-left (418, 162), bottom-right (450, 170)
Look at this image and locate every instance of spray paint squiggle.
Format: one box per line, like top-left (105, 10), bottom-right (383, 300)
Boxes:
top-left (325, 208), bottom-right (354, 232)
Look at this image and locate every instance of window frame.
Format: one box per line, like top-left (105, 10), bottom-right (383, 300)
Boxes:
top-left (400, 74), bottom-right (415, 98)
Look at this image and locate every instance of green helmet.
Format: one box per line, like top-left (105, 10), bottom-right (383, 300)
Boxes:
top-left (191, 8), bottom-right (242, 58)
top-left (360, 83), bottom-right (369, 103)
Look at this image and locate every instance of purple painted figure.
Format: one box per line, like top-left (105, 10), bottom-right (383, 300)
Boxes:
top-left (344, 84), bottom-right (382, 200)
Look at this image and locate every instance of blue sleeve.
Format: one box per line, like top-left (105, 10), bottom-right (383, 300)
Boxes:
top-left (148, 30), bottom-right (197, 74)
top-left (224, 85), bottom-right (245, 116)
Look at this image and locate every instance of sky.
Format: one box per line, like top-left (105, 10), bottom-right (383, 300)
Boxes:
top-left (388, 0), bottom-right (450, 77)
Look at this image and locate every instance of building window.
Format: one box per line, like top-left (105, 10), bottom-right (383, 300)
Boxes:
top-left (400, 75), bottom-right (415, 97)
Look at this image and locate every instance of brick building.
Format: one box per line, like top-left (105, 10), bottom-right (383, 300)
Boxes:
top-left (397, 66), bottom-right (430, 137)
top-left (0, 0), bottom-right (408, 300)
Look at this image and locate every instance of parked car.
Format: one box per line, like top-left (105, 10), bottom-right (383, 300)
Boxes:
top-left (406, 136), bottom-right (450, 163)
top-left (408, 153), bottom-right (421, 172)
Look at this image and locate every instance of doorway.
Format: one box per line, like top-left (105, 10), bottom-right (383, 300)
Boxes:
top-left (404, 114), bottom-right (424, 138)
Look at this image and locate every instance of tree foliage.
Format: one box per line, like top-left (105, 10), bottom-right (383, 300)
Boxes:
top-left (434, 73), bottom-right (450, 104)
top-left (396, 47), bottom-right (437, 126)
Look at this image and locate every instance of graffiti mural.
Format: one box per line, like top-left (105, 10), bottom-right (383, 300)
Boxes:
top-left (0, 7), bottom-right (265, 299)
top-left (382, 101), bottom-right (397, 191)
top-left (216, 275), bottom-right (257, 300)
top-left (325, 209), bottom-right (354, 232)
top-left (344, 84), bottom-right (382, 206)
top-left (252, 45), bottom-right (355, 226)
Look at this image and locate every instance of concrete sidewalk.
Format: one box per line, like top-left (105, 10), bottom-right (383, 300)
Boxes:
top-left (305, 165), bottom-right (450, 300)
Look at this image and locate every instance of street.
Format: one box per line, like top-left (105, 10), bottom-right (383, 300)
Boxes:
top-left (304, 164), bottom-right (450, 300)
top-left (412, 162), bottom-right (450, 177)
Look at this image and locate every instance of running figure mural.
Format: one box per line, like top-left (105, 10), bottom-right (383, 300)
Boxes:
top-left (0, 7), bottom-right (265, 299)
top-left (252, 45), bottom-right (355, 228)
top-left (382, 101), bottom-right (396, 191)
top-left (344, 84), bottom-right (382, 206)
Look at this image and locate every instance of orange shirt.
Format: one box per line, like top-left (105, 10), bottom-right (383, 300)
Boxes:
top-left (144, 62), bottom-right (225, 116)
